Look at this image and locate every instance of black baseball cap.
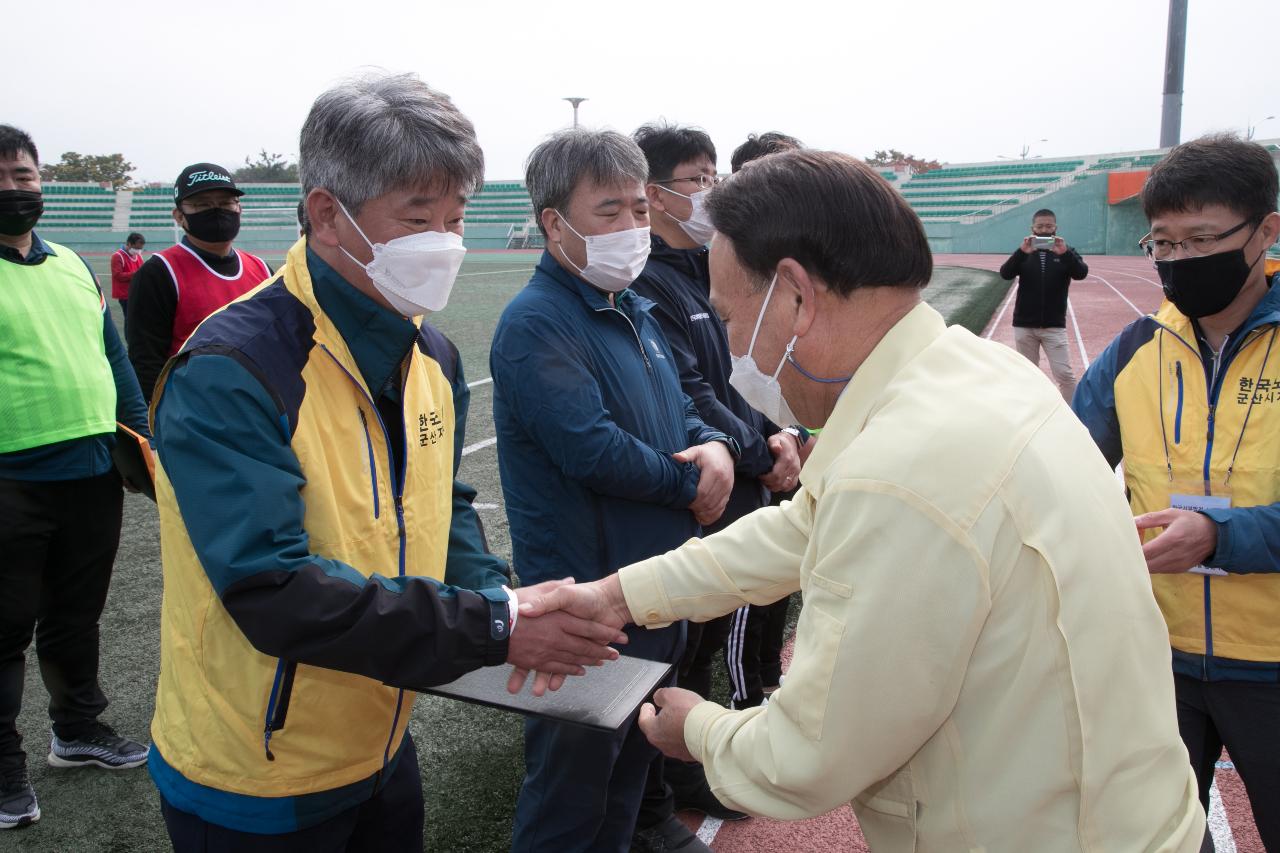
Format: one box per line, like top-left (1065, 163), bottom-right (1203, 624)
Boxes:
top-left (174, 163), bottom-right (243, 205)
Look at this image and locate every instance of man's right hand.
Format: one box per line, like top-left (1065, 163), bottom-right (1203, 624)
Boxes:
top-left (505, 578), bottom-right (629, 696)
top-left (518, 574), bottom-right (632, 629)
top-left (1020, 235), bottom-right (1035, 254)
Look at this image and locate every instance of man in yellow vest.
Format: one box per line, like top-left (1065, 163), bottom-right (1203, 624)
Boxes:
top-left (0, 125), bottom-right (152, 831)
top-left (1073, 134), bottom-right (1280, 850)
top-left (147, 74), bottom-right (623, 851)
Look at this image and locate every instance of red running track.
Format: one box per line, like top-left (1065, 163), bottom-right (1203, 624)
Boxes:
top-left (684, 254), bottom-right (1265, 852)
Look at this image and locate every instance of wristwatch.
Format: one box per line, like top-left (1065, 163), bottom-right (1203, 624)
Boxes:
top-left (780, 425), bottom-right (810, 447)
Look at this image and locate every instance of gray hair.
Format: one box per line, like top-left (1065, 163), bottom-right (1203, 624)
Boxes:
top-left (525, 128), bottom-right (648, 237)
top-left (299, 72), bottom-right (485, 213)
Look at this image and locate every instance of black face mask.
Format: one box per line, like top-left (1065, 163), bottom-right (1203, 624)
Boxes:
top-left (182, 207), bottom-right (241, 243)
top-left (1156, 243), bottom-right (1264, 319)
top-left (0, 189), bottom-right (44, 236)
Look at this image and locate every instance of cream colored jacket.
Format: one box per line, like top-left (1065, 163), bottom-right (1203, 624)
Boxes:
top-left (619, 303), bottom-right (1204, 852)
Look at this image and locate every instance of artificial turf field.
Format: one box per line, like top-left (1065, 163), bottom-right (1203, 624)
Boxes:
top-left (9, 249), bottom-right (1006, 852)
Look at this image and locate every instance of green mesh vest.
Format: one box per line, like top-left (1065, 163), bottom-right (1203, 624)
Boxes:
top-left (0, 240), bottom-right (116, 453)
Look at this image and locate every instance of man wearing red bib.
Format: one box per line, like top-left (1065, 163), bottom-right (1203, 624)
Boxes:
top-left (126, 163), bottom-right (271, 401)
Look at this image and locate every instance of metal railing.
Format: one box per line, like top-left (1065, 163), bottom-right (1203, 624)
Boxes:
top-left (954, 170), bottom-right (1084, 224)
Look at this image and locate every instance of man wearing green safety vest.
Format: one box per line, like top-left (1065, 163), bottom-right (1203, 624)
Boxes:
top-left (0, 125), bottom-right (152, 831)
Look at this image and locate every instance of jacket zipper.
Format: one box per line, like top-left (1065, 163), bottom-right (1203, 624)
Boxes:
top-left (1198, 335), bottom-right (1228, 681)
top-left (1173, 362), bottom-right (1183, 445)
top-left (597, 304), bottom-right (654, 375)
top-left (318, 345), bottom-right (409, 782)
top-left (262, 659), bottom-right (297, 760)
top-left (359, 409), bottom-right (380, 519)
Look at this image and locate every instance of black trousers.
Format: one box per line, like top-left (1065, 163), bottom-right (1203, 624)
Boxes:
top-left (676, 613), bottom-right (734, 702)
top-left (727, 597), bottom-right (792, 708)
top-left (756, 595), bottom-right (790, 689)
top-left (0, 472), bottom-right (121, 774)
top-left (161, 736), bottom-right (425, 852)
top-left (1175, 674), bottom-right (1280, 850)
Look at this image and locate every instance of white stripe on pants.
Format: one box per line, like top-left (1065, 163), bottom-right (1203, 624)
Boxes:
top-left (726, 605), bottom-right (750, 706)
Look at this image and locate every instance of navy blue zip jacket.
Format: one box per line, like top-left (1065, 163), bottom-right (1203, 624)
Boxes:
top-left (630, 234), bottom-right (779, 532)
top-left (491, 251), bottom-right (734, 587)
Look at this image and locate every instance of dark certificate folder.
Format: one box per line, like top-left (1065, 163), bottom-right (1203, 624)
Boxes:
top-left (418, 656), bottom-right (673, 733)
top-left (111, 422), bottom-right (156, 501)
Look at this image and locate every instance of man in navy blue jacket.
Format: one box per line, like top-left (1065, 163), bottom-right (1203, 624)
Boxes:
top-left (492, 128), bottom-right (739, 853)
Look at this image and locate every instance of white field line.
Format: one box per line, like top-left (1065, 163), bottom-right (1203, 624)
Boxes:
top-left (1208, 780), bottom-right (1239, 853)
top-left (461, 436), bottom-right (496, 456)
top-left (1110, 269), bottom-right (1163, 289)
top-left (467, 377), bottom-right (492, 389)
top-left (985, 283), bottom-right (1018, 339)
top-left (456, 266), bottom-right (534, 278)
top-left (695, 816), bottom-right (724, 846)
top-left (1087, 273), bottom-right (1145, 317)
top-left (1066, 299), bottom-right (1091, 369)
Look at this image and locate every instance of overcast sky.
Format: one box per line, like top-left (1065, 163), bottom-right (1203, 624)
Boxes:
top-left (6, 0), bottom-right (1276, 184)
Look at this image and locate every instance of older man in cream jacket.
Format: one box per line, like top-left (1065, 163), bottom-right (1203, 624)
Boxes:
top-left (522, 151), bottom-right (1207, 852)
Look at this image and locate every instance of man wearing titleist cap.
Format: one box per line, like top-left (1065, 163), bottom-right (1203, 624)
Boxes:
top-left (126, 163), bottom-right (272, 401)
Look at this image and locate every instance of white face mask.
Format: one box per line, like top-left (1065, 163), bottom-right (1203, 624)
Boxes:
top-left (656, 186), bottom-right (715, 245)
top-left (337, 200), bottom-right (466, 317)
top-left (554, 211), bottom-right (650, 293)
top-left (126, 247), bottom-right (141, 258)
top-left (729, 274), bottom-right (800, 426)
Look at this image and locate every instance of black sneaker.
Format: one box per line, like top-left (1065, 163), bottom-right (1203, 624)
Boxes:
top-left (48, 723), bottom-right (148, 770)
top-left (675, 780), bottom-right (749, 821)
top-left (631, 815), bottom-right (712, 852)
top-left (0, 768), bottom-right (39, 830)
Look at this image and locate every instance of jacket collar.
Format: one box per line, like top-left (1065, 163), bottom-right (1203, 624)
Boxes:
top-left (278, 239), bottom-right (415, 400)
top-left (535, 249), bottom-right (652, 315)
top-left (306, 246), bottom-right (418, 401)
top-left (1153, 280), bottom-right (1280, 347)
top-left (800, 302), bottom-right (947, 483)
top-left (647, 233), bottom-right (709, 284)
top-left (0, 231), bottom-right (53, 265)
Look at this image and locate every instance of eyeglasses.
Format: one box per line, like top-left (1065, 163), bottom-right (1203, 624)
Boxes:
top-left (182, 198), bottom-right (242, 214)
top-left (1139, 219), bottom-right (1255, 260)
top-left (653, 174), bottom-right (721, 190)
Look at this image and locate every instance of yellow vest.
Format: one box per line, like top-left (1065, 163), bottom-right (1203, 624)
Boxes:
top-left (1118, 301), bottom-right (1280, 663)
top-left (149, 240), bottom-right (455, 797)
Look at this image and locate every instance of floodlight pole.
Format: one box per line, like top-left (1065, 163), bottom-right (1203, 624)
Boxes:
top-left (1247, 116), bottom-right (1276, 141)
top-left (1159, 0), bottom-right (1188, 149)
top-left (563, 97), bottom-right (587, 128)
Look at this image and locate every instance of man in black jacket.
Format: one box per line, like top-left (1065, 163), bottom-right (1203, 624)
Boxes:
top-left (627, 123), bottom-right (805, 844)
top-left (999, 208), bottom-right (1089, 400)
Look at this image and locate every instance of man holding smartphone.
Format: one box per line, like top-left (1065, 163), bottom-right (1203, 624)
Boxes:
top-left (999, 208), bottom-right (1089, 400)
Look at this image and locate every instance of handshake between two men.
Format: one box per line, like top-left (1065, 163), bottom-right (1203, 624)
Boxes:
top-left (503, 574), bottom-right (698, 762)
top-left (500, 438), bottom-right (744, 693)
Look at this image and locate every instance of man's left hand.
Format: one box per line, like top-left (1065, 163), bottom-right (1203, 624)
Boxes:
top-left (637, 687), bottom-right (702, 762)
top-left (760, 431), bottom-right (801, 492)
top-left (1051, 236), bottom-right (1068, 255)
top-left (675, 442), bottom-right (735, 526)
top-left (1134, 508), bottom-right (1219, 574)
